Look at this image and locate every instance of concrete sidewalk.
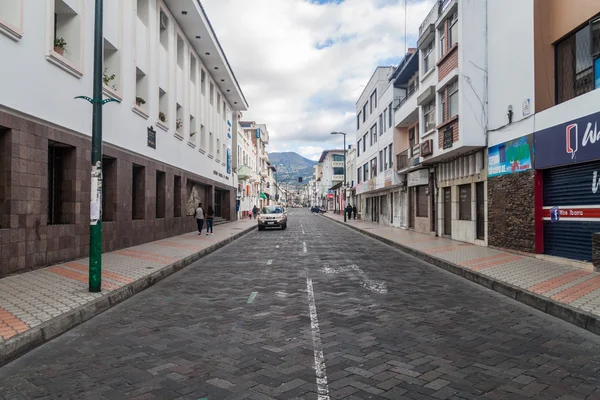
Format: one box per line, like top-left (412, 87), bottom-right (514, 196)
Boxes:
top-left (0, 219), bottom-right (256, 366)
top-left (324, 212), bottom-right (600, 335)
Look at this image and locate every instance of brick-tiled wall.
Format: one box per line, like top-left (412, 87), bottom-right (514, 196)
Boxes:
top-left (0, 110), bottom-right (236, 277)
top-left (437, 119), bottom-right (459, 149)
top-left (593, 233), bottom-right (600, 270)
top-left (437, 17), bottom-right (459, 82)
top-left (488, 170), bottom-right (536, 253)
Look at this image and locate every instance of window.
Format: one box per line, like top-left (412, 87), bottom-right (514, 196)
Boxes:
top-left (362, 104), bottom-right (367, 122)
top-left (333, 167), bottom-right (344, 175)
top-left (209, 131), bottom-right (214, 154)
top-left (409, 126), bottom-right (416, 148)
top-left (371, 158), bottom-right (378, 177)
top-left (363, 134), bottom-right (367, 151)
top-left (379, 113), bottom-right (383, 135)
top-left (135, 68), bottom-right (148, 113)
top-left (132, 164), bottom-right (145, 220)
top-left (388, 103), bottom-right (393, 128)
top-left (416, 186), bottom-right (428, 217)
top-left (201, 69), bottom-right (206, 95)
top-left (333, 154), bottom-right (344, 162)
top-left (379, 150), bottom-right (384, 172)
top-left (383, 147), bottom-right (388, 170)
top-left (371, 89), bottom-right (377, 110)
top-left (156, 170), bottom-right (166, 218)
top-left (357, 139), bottom-right (361, 157)
top-left (357, 113), bottom-right (361, 130)
top-left (159, 10), bottom-right (168, 49)
top-left (101, 156), bottom-right (116, 221)
top-left (357, 167), bottom-right (362, 183)
top-left (0, 128), bottom-right (9, 229)
top-left (174, 175), bottom-right (181, 217)
top-left (0, 0), bottom-right (22, 39)
top-left (423, 99), bottom-right (436, 132)
top-left (217, 93), bottom-right (221, 113)
top-left (136, 0), bottom-right (149, 26)
top-left (448, 82), bottom-right (458, 119)
top-left (200, 125), bottom-right (206, 152)
top-left (363, 163), bottom-right (369, 181)
top-left (158, 88), bottom-right (168, 126)
top-left (423, 40), bottom-right (434, 73)
top-left (556, 21), bottom-right (596, 104)
top-left (383, 109), bottom-right (387, 130)
top-left (459, 184), bottom-right (471, 220)
top-left (176, 34), bottom-right (184, 68)
top-left (103, 38), bottom-right (121, 93)
top-left (371, 124), bottom-right (377, 145)
top-left (210, 82), bottom-right (214, 105)
top-left (449, 12), bottom-right (458, 48)
top-left (440, 30), bottom-right (445, 58)
top-left (48, 141), bottom-right (75, 225)
top-left (52, 0), bottom-right (83, 73)
top-left (388, 145), bottom-right (393, 168)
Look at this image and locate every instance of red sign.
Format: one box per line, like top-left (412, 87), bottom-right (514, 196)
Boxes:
top-left (327, 193), bottom-right (334, 199)
top-left (543, 206), bottom-right (600, 221)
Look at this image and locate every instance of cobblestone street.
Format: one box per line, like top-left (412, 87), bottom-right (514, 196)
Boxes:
top-left (1, 209), bottom-right (600, 399)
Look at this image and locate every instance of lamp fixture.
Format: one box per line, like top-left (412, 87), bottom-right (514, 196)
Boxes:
top-left (195, 35), bottom-right (201, 39)
top-left (205, 52), bottom-right (210, 55)
top-left (182, 11), bottom-right (188, 15)
top-left (214, 67), bottom-right (218, 70)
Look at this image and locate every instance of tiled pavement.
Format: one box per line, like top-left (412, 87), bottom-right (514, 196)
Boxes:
top-left (1, 209), bottom-right (600, 399)
top-left (0, 219), bottom-right (254, 344)
top-left (324, 212), bottom-right (600, 319)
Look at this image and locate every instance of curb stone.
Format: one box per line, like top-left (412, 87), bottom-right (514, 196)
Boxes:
top-left (325, 215), bottom-right (600, 336)
top-left (0, 224), bottom-right (256, 367)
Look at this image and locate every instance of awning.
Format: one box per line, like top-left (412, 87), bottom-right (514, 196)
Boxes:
top-left (259, 192), bottom-right (267, 199)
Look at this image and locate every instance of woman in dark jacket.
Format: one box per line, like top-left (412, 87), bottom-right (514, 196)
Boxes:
top-left (206, 206), bottom-right (215, 235)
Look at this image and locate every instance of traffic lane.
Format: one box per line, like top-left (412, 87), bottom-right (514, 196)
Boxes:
top-left (300, 211), bottom-right (600, 399)
top-left (0, 214), bottom-right (319, 400)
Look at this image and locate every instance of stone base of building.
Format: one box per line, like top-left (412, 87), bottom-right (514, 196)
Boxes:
top-left (0, 110), bottom-right (236, 277)
top-left (488, 170), bottom-right (535, 253)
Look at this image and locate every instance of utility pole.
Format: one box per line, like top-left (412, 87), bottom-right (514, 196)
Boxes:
top-left (75, 0), bottom-right (119, 292)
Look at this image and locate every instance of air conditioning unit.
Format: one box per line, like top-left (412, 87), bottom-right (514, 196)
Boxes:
top-left (160, 12), bottom-right (168, 30)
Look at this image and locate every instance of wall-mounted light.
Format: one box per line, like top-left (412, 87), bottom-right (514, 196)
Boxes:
top-left (195, 35), bottom-right (201, 39)
top-left (182, 11), bottom-right (188, 15)
top-left (214, 67), bottom-right (218, 70)
top-left (205, 52), bottom-right (210, 55)
top-left (507, 105), bottom-right (513, 124)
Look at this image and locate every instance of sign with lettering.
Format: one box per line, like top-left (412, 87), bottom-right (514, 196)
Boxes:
top-left (488, 135), bottom-right (533, 177)
top-left (534, 110), bottom-right (600, 168)
top-left (421, 139), bottom-right (433, 156)
top-left (407, 169), bottom-right (429, 187)
top-left (147, 126), bottom-right (156, 149)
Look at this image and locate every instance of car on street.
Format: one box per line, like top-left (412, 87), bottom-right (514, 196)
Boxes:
top-left (258, 205), bottom-right (287, 231)
top-left (311, 206), bottom-right (326, 214)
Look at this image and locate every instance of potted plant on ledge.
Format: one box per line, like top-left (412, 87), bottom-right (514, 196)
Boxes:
top-left (54, 37), bottom-right (67, 56)
top-left (190, 131), bottom-right (197, 138)
top-left (136, 97), bottom-right (146, 107)
top-left (103, 69), bottom-right (117, 91)
top-left (159, 112), bottom-right (167, 123)
top-left (176, 119), bottom-right (183, 131)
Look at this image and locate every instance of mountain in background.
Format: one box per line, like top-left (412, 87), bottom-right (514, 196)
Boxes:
top-left (268, 152), bottom-right (317, 186)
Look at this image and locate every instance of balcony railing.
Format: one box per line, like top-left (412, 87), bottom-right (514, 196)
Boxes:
top-left (440, 0), bottom-right (452, 13)
top-left (396, 83), bottom-right (419, 110)
top-left (396, 150), bottom-right (410, 171)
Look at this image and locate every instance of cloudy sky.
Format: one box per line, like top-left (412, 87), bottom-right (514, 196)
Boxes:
top-left (202, 0), bottom-right (435, 161)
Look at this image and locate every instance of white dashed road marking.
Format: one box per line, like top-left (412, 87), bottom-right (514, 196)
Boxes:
top-left (306, 277), bottom-right (330, 400)
top-left (266, 260), bottom-right (273, 265)
top-left (320, 264), bottom-right (388, 294)
top-left (303, 242), bottom-right (307, 253)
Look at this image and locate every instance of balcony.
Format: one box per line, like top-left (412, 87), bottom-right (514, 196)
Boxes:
top-left (237, 164), bottom-right (251, 180)
top-left (396, 150), bottom-right (410, 171)
top-left (418, 1), bottom-right (439, 47)
top-left (395, 84), bottom-right (419, 128)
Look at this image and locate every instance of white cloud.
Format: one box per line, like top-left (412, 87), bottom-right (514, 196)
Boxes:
top-left (202, 0), bottom-right (435, 153)
top-left (298, 145), bottom-right (325, 161)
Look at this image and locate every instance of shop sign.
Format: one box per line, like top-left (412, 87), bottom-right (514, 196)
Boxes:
top-left (543, 206), bottom-right (600, 222)
top-left (384, 169), bottom-right (393, 187)
top-left (596, 58), bottom-right (600, 89)
top-left (421, 139), bottom-right (433, 156)
top-left (407, 169), bottom-right (429, 187)
top-left (534, 110), bottom-right (600, 169)
top-left (147, 126), bottom-right (156, 149)
top-left (256, 128), bottom-right (261, 138)
top-left (488, 135), bottom-right (533, 177)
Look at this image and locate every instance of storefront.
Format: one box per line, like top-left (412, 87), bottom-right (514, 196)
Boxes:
top-left (356, 169), bottom-right (402, 225)
top-left (535, 110), bottom-right (600, 262)
top-left (407, 169), bottom-right (433, 233)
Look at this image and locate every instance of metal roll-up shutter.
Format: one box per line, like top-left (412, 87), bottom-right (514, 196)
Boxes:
top-left (543, 161), bottom-right (600, 261)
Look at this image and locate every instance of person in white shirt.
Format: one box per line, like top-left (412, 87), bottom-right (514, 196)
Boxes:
top-left (195, 203), bottom-right (204, 234)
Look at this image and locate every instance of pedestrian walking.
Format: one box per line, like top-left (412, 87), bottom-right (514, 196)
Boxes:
top-left (206, 206), bottom-right (215, 235)
top-left (252, 205), bottom-right (258, 219)
top-left (352, 205), bottom-right (357, 220)
top-left (195, 203), bottom-right (204, 234)
top-left (346, 204), bottom-right (353, 221)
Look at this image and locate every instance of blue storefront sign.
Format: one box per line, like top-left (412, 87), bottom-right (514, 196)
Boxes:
top-left (534, 110), bottom-right (600, 169)
top-left (226, 148), bottom-right (231, 174)
top-left (488, 135), bottom-right (533, 177)
top-left (595, 58), bottom-right (600, 89)
top-left (256, 128), bottom-right (261, 138)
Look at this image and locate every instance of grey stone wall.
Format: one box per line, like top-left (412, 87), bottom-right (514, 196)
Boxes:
top-left (593, 233), bottom-right (600, 270)
top-left (488, 170), bottom-right (535, 253)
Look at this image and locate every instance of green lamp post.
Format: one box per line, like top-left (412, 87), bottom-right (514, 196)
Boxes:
top-left (75, 0), bottom-right (120, 292)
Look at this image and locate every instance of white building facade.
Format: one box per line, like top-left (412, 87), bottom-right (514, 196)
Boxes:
top-left (0, 0), bottom-right (248, 275)
top-left (355, 67), bottom-right (403, 225)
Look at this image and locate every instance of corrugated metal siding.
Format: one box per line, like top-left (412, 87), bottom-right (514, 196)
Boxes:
top-left (543, 161), bottom-right (600, 261)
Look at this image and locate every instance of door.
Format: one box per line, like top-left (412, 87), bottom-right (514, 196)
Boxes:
top-left (408, 188), bottom-right (415, 228)
top-left (390, 193), bottom-right (394, 224)
top-left (476, 182), bottom-right (485, 240)
top-left (214, 190), bottom-right (222, 217)
top-left (543, 161), bottom-right (600, 261)
top-left (444, 187), bottom-right (451, 236)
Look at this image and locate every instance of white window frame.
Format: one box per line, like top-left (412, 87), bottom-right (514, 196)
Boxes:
top-left (423, 99), bottom-right (436, 132)
top-left (449, 12), bottom-right (458, 48)
top-left (448, 81), bottom-right (459, 119)
top-left (46, 0), bottom-right (86, 78)
top-left (423, 40), bottom-right (434, 74)
top-left (0, 0), bottom-right (23, 40)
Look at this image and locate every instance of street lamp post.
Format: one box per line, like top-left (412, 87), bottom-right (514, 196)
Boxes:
top-left (331, 132), bottom-right (347, 222)
top-left (75, 0), bottom-right (120, 292)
